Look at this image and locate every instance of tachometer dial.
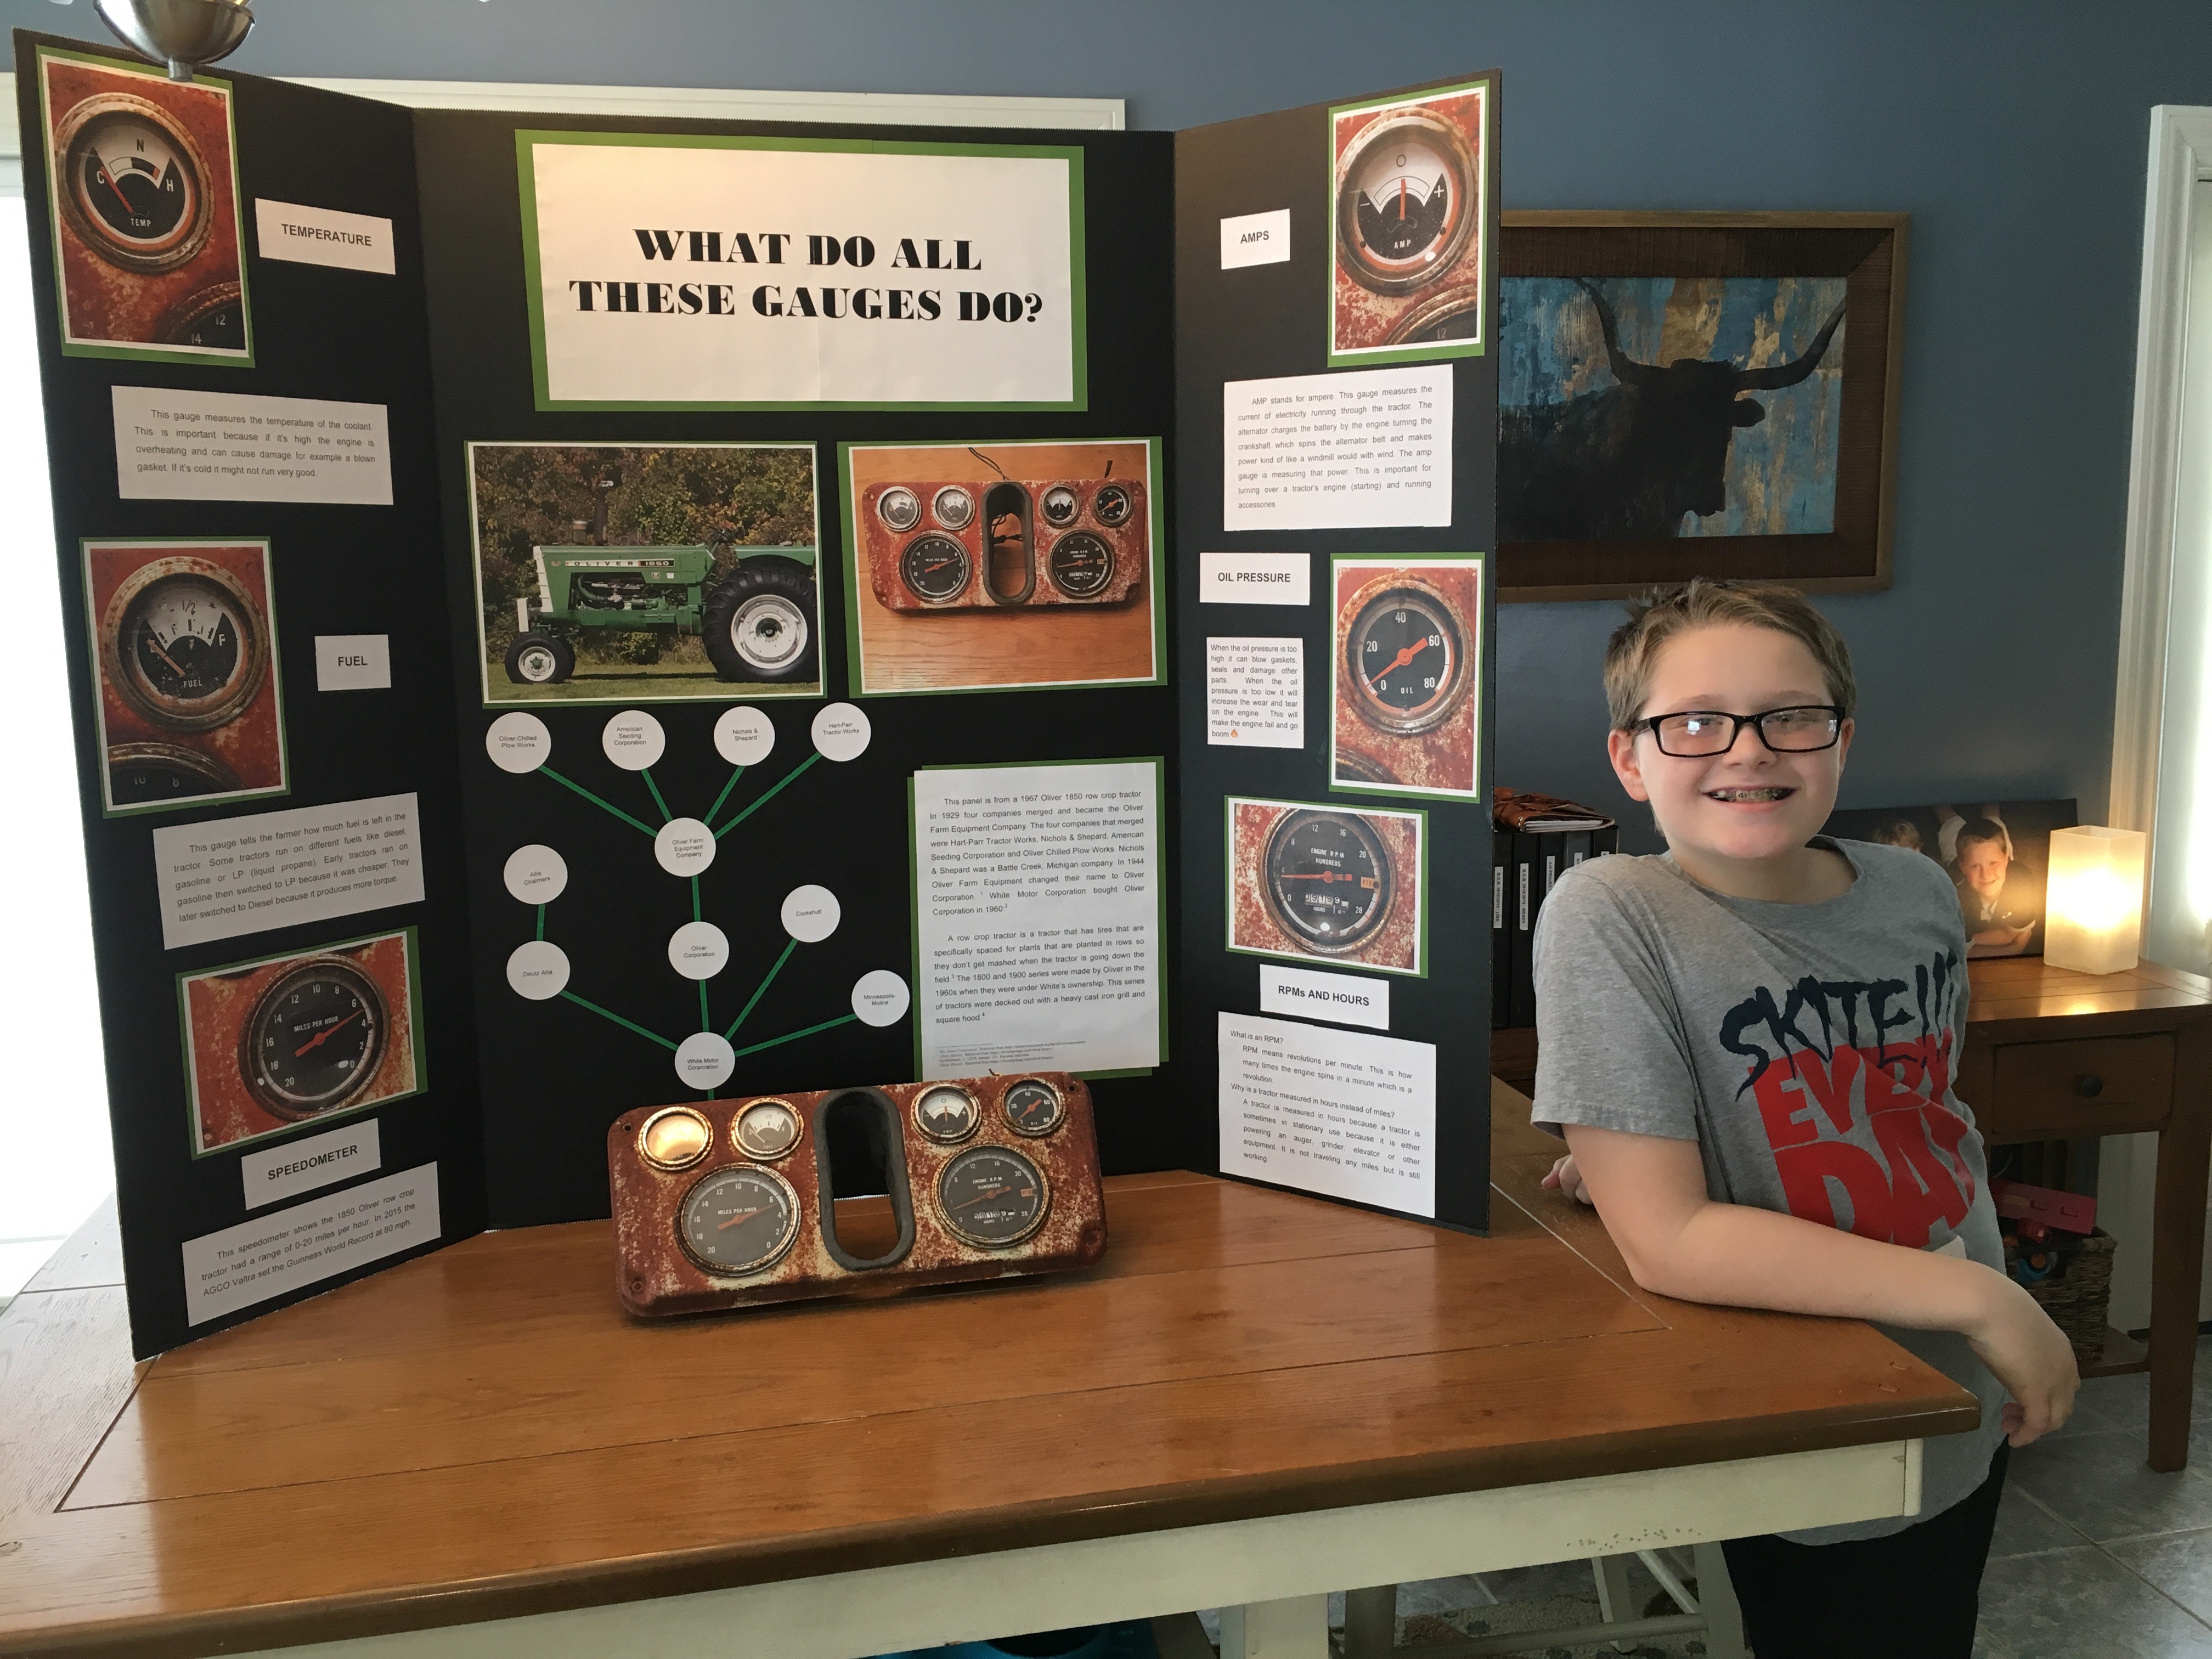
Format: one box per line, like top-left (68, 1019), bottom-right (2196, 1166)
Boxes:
top-left (913, 1084), bottom-right (980, 1144)
top-left (1047, 532), bottom-right (1113, 599)
top-left (932, 487), bottom-right (975, 531)
top-left (900, 533), bottom-right (970, 603)
top-left (109, 564), bottom-right (261, 731)
top-left (241, 957), bottom-right (388, 1120)
top-left (1344, 583), bottom-right (1469, 736)
top-left (1337, 110), bottom-right (1476, 296)
top-left (878, 487), bottom-right (922, 532)
top-left (678, 1165), bottom-right (800, 1277)
top-left (937, 1145), bottom-right (1048, 1248)
top-left (1040, 486), bottom-right (1079, 527)
top-left (1262, 810), bottom-right (1393, 955)
top-left (58, 95), bottom-right (212, 273)
top-left (1002, 1077), bottom-right (1065, 1137)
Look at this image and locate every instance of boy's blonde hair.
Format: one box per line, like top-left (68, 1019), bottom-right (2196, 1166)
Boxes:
top-left (1602, 578), bottom-right (1857, 731)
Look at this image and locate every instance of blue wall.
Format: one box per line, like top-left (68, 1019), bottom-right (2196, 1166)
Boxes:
top-left (19, 0), bottom-right (2211, 845)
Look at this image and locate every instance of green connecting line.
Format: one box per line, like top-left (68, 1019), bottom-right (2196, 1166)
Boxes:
top-left (534, 905), bottom-right (545, 942)
top-left (698, 980), bottom-right (710, 1032)
top-left (541, 766), bottom-right (657, 837)
top-left (724, 938), bottom-right (798, 1040)
top-left (690, 876), bottom-right (701, 923)
top-left (705, 765), bottom-right (746, 825)
top-left (715, 752), bottom-right (820, 838)
top-left (559, 990), bottom-right (679, 1052)
top-left (641, 768), bottom-right (672, 824)
top-left (733, 1013), bottom-right (857, 1059)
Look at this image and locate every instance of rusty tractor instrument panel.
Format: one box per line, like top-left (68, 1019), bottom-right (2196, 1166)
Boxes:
top-left (861, 475), bottom-right (1146, 611)
top-left (607, 1073), bottom-right (1107, 1316)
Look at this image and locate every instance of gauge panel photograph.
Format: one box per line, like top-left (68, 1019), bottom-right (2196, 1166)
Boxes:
top-left (841, 438), bottom-right (1164, 696)
top-left (1227, 797), bottom-right (1428, 977)
top-left (37, 47), bottom-right (252, 362)
top-left (1328, 77), bottom-right (1493, 367)
top-left (605, 1073), bottom-right (1108, 1317)
top-left (1330, 557), bottom-right (1485, 800)
top-left (83, 540), bottom-right (287, 816)
top-left (180, 929), bottom-right (425, 1156)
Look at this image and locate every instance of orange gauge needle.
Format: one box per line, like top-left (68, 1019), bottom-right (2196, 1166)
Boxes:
top-left (954, 1184), bottom-right (1010, 1210)
top-left (1366, 637), bottom-right (1429, 690)
top-left (716, 1206), bottom-right (770, 1230)
top-left (145, 635), bottom-right (186, 677)
top-left (1397, 178), bottom-right (1407, 222)
top-left (294, 1011), bottom-right (362, 1057)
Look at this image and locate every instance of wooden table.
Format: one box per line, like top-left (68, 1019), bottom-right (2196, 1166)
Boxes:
top-left (1492, 956), bottom-right (2212, 1473)
top-left (0, 1084), bottom-right (1976, 1659)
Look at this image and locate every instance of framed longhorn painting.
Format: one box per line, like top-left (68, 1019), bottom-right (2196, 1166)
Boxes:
top-left (1496, 212), bottom-right (1907, 601)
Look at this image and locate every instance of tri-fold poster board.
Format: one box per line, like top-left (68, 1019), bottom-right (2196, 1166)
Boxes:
top-left (16, 29), bottom-right (1501, 1355)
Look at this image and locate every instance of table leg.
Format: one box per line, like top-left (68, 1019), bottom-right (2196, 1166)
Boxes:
top-left (1692, 1542), bottom-right (1746, 1659)
top-left (1341, 1585), bottom-right (1396, 1659)
top-left (2149, 1023), bottom-right (2212, 1471)
top-left (1219, 1595), bottom-right (1330, 1659)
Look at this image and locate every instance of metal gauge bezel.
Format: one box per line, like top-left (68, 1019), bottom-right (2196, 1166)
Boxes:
top-left (155, 280), bottom-right (245, 349)
top-left (1039, 485), bottom-right (1080, 527)
top-left (877, 487), bottom-right (922, 532)
top-left (106, 740), bottom-right (239, 803)
top-left (900, 533), bottom-right (971, 603)
top-left (936, 1144), bottom-right (1051, 1249)
top-left (1385, 288), bottom-right (1485, 347)
top-left (239, 956), bottom-right (389, 1121)
top-left (932, 487), bottom-right (975, 531)
top-left (675, 1163), bottom-right (802, 1278)
top-left (732, 1098), bottom-right (803, 1160)
top-left (55, 93), bottom-right (217, 274)
top-left (99, 556), bottom-right (264, 733)
top-left (1046, 531), bottom-right (1114, 599)
top-left (1342, 575), bottom-right (1473, 737)
top-left (1261, 808), bottom-right (1395, 956)
top-left (912, 1083), bottom-right (981, 1145)
top-left (1090, 483), bottom-right (1133, 527)
top-left (1335, 108), bottom-right (1479, 298)
top-left (638, 1105), bottom-right (713, 1171)
top-left (1000, 1077), bottom-right (1066, 1138)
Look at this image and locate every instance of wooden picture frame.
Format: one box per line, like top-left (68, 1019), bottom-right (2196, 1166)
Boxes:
top-left (1497, 211), bottom-right (1908, 602)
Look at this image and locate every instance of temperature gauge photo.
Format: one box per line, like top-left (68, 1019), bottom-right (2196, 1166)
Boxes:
top-left (937, 1145), bottom-right (1048, 1248)
top-left (60, 99), bottom-right (210, 273)
top-left (678, 1165), bottom-right (800, 1277)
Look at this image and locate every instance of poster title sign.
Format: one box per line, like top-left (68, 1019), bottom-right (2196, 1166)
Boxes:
top-left (521, 133), bottom-right (1084, 409)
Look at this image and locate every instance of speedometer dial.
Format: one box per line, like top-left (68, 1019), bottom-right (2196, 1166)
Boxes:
top-left (678, 1165), bottom-right (800, 1277)
top-left (900, 533), bottom-right (970, 603)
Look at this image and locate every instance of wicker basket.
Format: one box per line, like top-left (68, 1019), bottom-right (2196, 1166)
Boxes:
top-left (2003, 1227), bottom-right (2118, 1365)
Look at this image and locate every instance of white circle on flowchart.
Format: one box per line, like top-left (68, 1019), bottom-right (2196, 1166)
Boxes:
top-left (602, 709), bottom-right (666, 771)
top-left (654, 817), bottom-right (716, 877)
top-left (506, 940), bottom-right (571, 1001)
top-left (781, 884), bottom-right (841, 943)
top-left (486, 712), bottom-right (551, 774)
top-left (503, 844), bottom-right (568, 905)
top-left (668, 921), bottom-right (730, 980)
top-left (851, 969), bottom-right (911, 1028)
top-left (675, 1031), bottom-right (735, 1091)
top-left (714, 705), bottom-right (776, 767)
top-left (811, 703), bottom-right (871, 763)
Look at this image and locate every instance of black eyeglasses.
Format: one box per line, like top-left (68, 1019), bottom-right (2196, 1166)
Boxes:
top-left (1632, 705), bottom-right (1844, 757)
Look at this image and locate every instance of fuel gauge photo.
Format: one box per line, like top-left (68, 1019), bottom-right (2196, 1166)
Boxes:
top-left (937, 1145), bottom-right (1048, 1248)
top-left (106, 560), bottom-right (263, 732)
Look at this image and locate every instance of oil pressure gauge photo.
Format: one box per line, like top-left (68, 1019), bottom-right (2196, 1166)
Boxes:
top-left (678, 1165), bottom-right (800, 1277)
top-left (1344, 582), bottom-right (1470, 737)
top-left (900, 533), bottom-right (970, 603)
top-left (1336, 108), bottom-right (1477, 296)
top-left (1262, 809), bottom-right (1394, 955)
top-left (57, 93), bottom-right (213, 274)
top-left (103, 558), bottom-right (264, 732)
top-left (240, 957), bottom-right (388, 1120)
top-left (1001, 1077), bottom-right (1065, 1137)
top-left (937, 1144), bottom-right (1048, 1248)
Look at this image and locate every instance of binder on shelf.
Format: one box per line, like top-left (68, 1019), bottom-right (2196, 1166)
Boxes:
top-left (1493, 790), bottom-right (1620, 1030)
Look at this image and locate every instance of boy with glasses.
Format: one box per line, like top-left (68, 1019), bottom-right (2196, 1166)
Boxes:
top-left (1533, 579), bottom-right (2075, 1659)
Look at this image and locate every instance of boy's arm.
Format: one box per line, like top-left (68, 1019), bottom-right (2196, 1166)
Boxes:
top-left (1559, 1122), bottom-right (2078, 1446)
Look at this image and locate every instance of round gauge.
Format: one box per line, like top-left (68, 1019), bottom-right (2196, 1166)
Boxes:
top-left (1262, 810), bottom-right (1394, 956)
top-left (677, 1165), bottom-right (800, 1277)
top-left (57, 96), bottom-right (215, 274)
top-left (900, 533), bottom-right (970, 603)
top-left (156, 282), bottom-right (246, 351)
top-left (1333, 746), bottom-right (1400, 786)
top-left (1090, 483), bottom-right (1133, 527)
top-left (878, 487), bottom-right (922, 532)
top-left (1047, 532), bottom-right (1114, 599)
top-left (1388, 290), bottom-right (1484, 346)
top-left (639, 1106), bottom-right (712, 1171)
top-left (733, 1099), bottom-right (802, 1160)
top-left (1002, 1077), bottom-right (1065, 1137)
top-left (913, 1083), bottom-right (980, 1144)
top-left (937, 1145), bottom-right (1049, 1249)
top-left (105, 562), bottom-right (262, 732)
top-left (932, 487), bottom-right (975, 531)
top-left (1040, 486), bottom-right (1080, 527)
top-left (1336, 110), bottom-right (1477, 296)
top-left (1344, 582), bottom-right (1470, 736)
top-left (107, 741), bottom-right (238, 806)
top-left (241, 957), bottom-right (388, 1120)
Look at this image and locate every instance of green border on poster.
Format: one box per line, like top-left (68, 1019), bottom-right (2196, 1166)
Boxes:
top-left (81, 536), bottom-right (291, 819)
top-left (839, 436), bottom-right (1168, 700)
top-left (1222, 795), bottom-right (1432, 979)
top-left (1324, 76), bottom-right (1489, 371)
top-left (1325, 552), bottom-right (1486, 804)
top-left (177, 924), bottom-right (428, 1161)
top-left (907, 756), bottom-right (1169, 1079)
top-left (37, 45), bottom-right (257, 368)
top-left (462, 439), bottom-right (827, 709)
top-left (516, 129), bottom-right (1088, 412)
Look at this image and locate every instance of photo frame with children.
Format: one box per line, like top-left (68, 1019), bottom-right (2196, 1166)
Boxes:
top-left (1821, 799), bottom-right (2080, 958)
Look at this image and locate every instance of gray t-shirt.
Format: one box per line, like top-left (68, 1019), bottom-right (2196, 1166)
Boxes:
top-left (1531, 837), bottom-right (2007, 1542)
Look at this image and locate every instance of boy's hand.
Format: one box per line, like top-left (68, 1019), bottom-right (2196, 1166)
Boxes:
top-left (1963, 1276), bottom-right (2081, 1446)
top-left (1541, 1153), bottom-right (1593, 1206)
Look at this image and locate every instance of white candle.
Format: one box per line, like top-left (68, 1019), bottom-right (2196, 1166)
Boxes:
top-left (2044, 826), bottom-right (2148, 975)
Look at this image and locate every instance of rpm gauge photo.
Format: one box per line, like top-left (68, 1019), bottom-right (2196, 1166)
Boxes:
top-left (181, 930), bottom-right (425, 1155)
top-left (1228, 797), bottom-right (1427, 976)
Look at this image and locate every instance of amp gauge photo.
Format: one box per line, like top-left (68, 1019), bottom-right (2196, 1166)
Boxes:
top-left (1228, 797), bottom-right (1428, 976)
top-left (1330, 557), bottom-right (1483, 800)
